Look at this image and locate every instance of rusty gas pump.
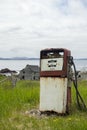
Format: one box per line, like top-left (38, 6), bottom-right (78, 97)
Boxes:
top-left (39, 48), bottom-right (86, 115)
top-left (39, 48), bottom-right (72, 114)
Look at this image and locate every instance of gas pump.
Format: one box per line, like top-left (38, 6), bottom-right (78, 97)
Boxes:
top-left (39, 48), bottom-right (86, 115)
top-left (40, 48), bottom-right (72, 114)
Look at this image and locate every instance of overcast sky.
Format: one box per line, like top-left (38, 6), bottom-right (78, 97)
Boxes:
top-left (0, 0), bottom-right (87, 58)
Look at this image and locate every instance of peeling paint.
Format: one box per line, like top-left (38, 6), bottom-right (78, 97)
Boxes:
top-left (40, 77), bottom-right (68, 114)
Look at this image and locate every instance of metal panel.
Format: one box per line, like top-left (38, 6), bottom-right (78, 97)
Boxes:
top-left (41, 58), bottom-right (63, 71)
top-left (40, 77), bottom-right (68, 114)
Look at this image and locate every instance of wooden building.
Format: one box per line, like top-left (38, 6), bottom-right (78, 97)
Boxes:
top-left (19, 65), bottom-right (40, 80)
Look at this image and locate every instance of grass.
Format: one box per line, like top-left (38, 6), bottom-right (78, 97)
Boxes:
top-left (0, 75), bottom-right (87, 130)
top-left (0, 79), bottom-right (39, 118)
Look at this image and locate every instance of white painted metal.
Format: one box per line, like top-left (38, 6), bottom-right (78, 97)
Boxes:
top-left (41, 58), bottom-right (63, 71)
top-left (40, 77), bottom-right (68, 113)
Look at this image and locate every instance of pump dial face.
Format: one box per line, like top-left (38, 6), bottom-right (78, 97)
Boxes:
top-left (41, 58), bottom-right (63, 71)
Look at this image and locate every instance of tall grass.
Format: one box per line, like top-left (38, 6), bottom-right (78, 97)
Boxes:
top-left (0, 75), bottom-right (87, 130)
top-left (0, 79), bottom-right (39, 119)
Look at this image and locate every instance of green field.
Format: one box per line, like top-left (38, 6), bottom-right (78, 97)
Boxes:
top-left (0, 75), bottom-right (87, 130)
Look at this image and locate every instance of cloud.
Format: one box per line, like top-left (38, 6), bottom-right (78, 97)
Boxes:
top-left (0, 0), bottom-right (87, 58)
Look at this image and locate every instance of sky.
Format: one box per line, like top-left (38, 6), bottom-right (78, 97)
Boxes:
top-left (0, 0), bottom-right (87, 58)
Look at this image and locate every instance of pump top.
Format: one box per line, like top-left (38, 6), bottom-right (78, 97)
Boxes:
top-left (40, 48), bottom-right (71, 77)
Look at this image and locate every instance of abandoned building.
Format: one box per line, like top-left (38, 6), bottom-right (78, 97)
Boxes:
top-left (19, 64), bottom-right (40, 80)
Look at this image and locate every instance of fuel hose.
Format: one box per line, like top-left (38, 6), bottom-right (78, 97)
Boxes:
top-left (69, 56), bottom-right (86, 110)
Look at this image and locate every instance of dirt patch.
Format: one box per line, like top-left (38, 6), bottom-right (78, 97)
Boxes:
top-left (25, 109), bottom-right (66, 118)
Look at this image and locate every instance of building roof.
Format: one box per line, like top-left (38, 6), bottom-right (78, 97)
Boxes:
top-left (21, 64), bottom-right (40, 73)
